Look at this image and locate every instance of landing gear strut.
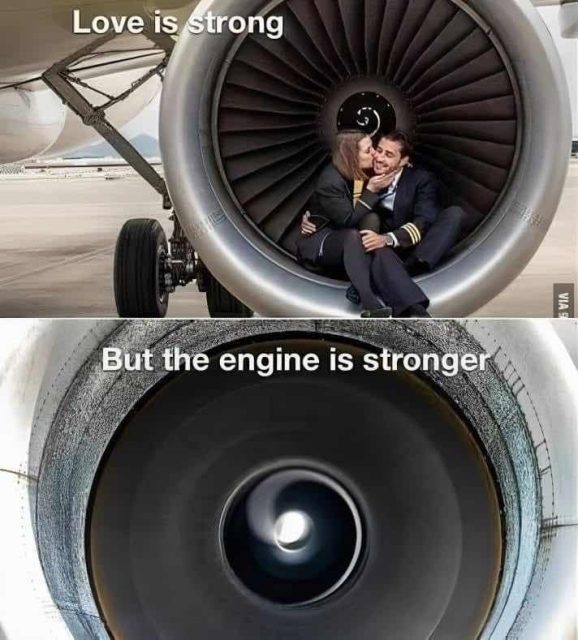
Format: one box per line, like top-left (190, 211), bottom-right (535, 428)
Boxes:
top-left (42, 26), bottom-right (253, 319)
top-left (113, 215), bottom-right (253, 318)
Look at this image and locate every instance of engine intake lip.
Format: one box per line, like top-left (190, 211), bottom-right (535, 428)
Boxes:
top-left (160, 0), bottom-right (571, 317)
top-left (32, 321), bottom-right (577, 639)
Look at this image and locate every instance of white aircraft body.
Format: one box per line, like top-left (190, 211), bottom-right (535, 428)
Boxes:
top-left (0, 0), bottom-right (575, 167)
top-left (0, 1), bottom-right (196, 164)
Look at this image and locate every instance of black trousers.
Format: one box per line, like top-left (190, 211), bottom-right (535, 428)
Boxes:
top-left (361, 206), bottom-right (467, 316)
top-left (411, 206), bottom-right (467, 269)
top-left (319, 229), bottom-right (384, 311)
top-left (369, 249), bottom-right (428, 316)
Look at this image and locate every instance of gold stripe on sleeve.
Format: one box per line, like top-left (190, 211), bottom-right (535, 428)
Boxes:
top-left (407, 223), bottom-right (422, 243)
top-left (401, 223), bottom-right (419, 245)
top-left (353, 180), bottom-right (365, 205)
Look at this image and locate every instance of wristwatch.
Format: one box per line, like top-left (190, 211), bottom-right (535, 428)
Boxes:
top-left (384, 234), bottom-right (395, 248)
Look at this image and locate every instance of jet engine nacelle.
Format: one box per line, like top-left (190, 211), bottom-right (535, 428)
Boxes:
top-left (41, 62), bottom-right (162, 160)
top-left (0, 320), bottom-right (576, 638)
top-left (161, 0), bottom-right (572, 317)
top-left (0, 65), bottom-right (161, 165)
top-left (0, 87), bottom-right (67, 163)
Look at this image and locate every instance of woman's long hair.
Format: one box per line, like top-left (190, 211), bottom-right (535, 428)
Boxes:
top-left (332, 129), bottom-right (369, 181)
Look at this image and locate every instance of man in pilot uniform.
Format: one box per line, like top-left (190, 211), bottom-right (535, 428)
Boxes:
top-left (357, 130), bottom-right (467, 317)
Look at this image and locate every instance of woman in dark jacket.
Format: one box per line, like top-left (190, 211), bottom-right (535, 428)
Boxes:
top-left (297, 129), bottom-right (392, 314)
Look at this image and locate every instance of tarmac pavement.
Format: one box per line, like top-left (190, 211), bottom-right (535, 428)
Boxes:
top-left (0, 163), bottom-right (576, 318)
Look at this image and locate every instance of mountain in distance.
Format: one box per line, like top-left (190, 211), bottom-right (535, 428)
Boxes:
top-left (65, 134), bottom-right (160, 159)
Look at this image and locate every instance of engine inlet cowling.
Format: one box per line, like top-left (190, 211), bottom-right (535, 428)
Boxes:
top-left (160, 0), bottom-right (571, 317)
top-left (17, 321), bottom-right (575, 639)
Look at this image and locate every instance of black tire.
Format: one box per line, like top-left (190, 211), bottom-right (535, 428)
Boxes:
top-left (114, 219), bottom-right (169, 318)
top-left (205, 270), bottom-right (253, 318)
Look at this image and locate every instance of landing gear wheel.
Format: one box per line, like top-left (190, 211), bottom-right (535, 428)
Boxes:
top-left (205, 270), bottom-right (253, 318)
top-left (114, 218), bottom-right (169, 318)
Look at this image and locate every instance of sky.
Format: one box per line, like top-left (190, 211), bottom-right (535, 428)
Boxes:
top-left (122, 93), bottom-right (160, 140)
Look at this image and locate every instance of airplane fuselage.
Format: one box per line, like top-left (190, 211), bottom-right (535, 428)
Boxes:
top-left (0, 1), bottom-right (194, 82)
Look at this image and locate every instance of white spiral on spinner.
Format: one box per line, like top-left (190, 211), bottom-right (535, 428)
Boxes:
top-left (356, 107), bottom-right (381, 137)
